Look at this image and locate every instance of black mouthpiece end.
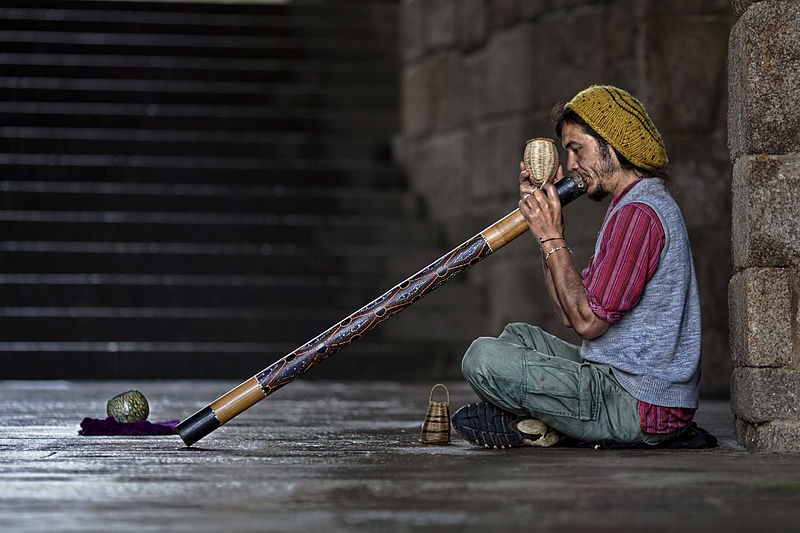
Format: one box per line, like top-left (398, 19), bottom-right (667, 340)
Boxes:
top-left (556, 173), bottom-right (587, 206)
top-left (176, 406), bottom-right (221, 447)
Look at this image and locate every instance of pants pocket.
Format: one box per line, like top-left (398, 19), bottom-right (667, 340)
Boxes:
top-left (521, 357), bottom-right (600, 421)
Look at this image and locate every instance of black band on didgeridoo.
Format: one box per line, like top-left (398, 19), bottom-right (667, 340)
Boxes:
top-left (177, 406), bottom-right (221, 447)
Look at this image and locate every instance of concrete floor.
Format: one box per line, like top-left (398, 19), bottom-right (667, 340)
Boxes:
top-left (1, 380), bottom-right (799, 532)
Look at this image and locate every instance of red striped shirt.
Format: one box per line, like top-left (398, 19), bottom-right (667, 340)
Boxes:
top-left (581, 178), bottom-right (695, 434)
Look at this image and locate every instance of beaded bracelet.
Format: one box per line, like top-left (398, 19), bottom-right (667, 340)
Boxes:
top-left (544, 245), bottom-right (572, 263)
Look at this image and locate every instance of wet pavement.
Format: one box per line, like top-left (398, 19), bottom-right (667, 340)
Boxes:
top-left (2, 380), bottom-right (799, 532)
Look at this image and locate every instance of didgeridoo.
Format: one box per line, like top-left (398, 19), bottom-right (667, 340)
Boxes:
top-left (177, 142), bottom-right (586, 446)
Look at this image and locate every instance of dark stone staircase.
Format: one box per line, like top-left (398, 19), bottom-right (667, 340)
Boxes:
top-left (0, 0), bottom-right (485, 380)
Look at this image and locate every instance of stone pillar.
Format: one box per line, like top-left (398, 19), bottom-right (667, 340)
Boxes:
top-left (728, 0), bottom-right (800, 451)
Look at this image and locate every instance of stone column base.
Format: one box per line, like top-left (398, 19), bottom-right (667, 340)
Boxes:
top-left (735, 418), bottom-right (800, 452)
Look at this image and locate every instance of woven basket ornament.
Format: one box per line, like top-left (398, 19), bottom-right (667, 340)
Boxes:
top-left (420, 383), bottom-right (450, 445)
top-left (523, 138), bottom-right (559, 188)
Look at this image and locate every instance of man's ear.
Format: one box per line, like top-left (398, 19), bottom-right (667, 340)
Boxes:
top-left (606, 146), bottom-right (629, 175)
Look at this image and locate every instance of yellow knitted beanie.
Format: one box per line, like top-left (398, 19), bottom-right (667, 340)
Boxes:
top-left (565, 85), bottom-right (668, 171)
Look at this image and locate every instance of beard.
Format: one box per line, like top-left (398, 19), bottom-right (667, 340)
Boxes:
top-left (586, 147), bottom-right (619, 201)
top-left (588, 182), bottom-right (609, 201)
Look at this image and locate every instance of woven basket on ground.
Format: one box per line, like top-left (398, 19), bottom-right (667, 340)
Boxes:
top-left (420, 383), bottom-right (450, 445)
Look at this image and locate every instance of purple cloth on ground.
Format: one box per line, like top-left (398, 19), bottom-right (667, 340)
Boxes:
top-left (79, 416), bottom-right (179, 436)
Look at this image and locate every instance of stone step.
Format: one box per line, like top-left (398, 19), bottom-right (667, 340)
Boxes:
top-left (0, 1), bottom-right (398, 24)
top-left (0, 0), bottom-right (485, 381)
top-left (0, 2), bottom-right (398, 50)
top-left (0, 82), bottom-right (395, 109)
top-left (0, 338), bottom-right (470, 380)
top-left (0, 130), bottom-right (393, 161)
top-left (0, 158), bottom-right (407, 187)
top-left (0, 25), bottom-right (395, 63)
top-left (0, 53), bottom-right (397, 86)
top-left (0, 273), bottom-right (485, 310)
top-left (2, 212), bottom-right (439, 246)
top-left (0, 102), bottom-right (397, 134)
top-left (0, 241), bottom-right (458, 276)
top-left (0, 302), bottom-right (485, 344)
top-left (0, 180), bottom-right (422, 217)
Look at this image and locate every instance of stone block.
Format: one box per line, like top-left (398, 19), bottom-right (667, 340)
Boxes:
top-left (735, 417), bottom-right (800, 451)
top-left (519, 0), bottom-right (549, 19)
top-left (401, 52), bottom-right (468, 137)
top-left (457, 0), bottom-right (486, 51)
top-left (424, 131), bottom-right (470, 216)
top-left (602, 0), bottom-right (642, 87)
top-left (402, 140), bottom-right (428, 194)
top-left (731, 0), bottom-right (767, 18)
top-left (731, 154), bottom-right (800, 269)
top-left (400, 0), bottom-right (424, 62)
top-left (485, 27), bottom-right (537, 116)
top-left (460, 50), bottom-right (489, 126)
top-left (483, 2), bottom-right (645, 118)
top-left (480, 118), bottom-right (531, 199)
top-left (701, 325), bottom-right (733, 399)
top-left (405, 135), bottom-right (464, 213)
top-left (401, 60), bottom-right (432, 139)
top-left (645, 14), bottom-right (730, 133)
top-left (527, 5), bottom-right (631, 110)
top-left (543, 0), bottom-right (593, 13)
top-left (483, 255), bottom-right (573, 338)
top-left (730, 367), bottom-right (800, 423)
top-left (728, 2), bottom-right (800, 161)
top-left (690, 230), bottom-right (732, 398)
top-left (428, 52), bottom-right (464, 132)
top-left (648, 0), bottom-right (732, 16)
top-left (423, 0), bottom-right (457, 51)
top-left (466, 197), bottom-right (510, 250)
top-left (465, 125), bottom-right (492, 202)
top-left (729, 268), bottom-right (794, 368)
top-left (488, 0), bottom-right (520, 30)
top-left (667, 137), bottom-right (732, 230)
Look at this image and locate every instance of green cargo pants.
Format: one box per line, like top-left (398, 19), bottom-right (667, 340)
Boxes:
top-left (461, 322), bottom-right (678, 445)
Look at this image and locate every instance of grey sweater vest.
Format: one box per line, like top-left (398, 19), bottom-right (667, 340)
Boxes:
top-left (580, 178), bottom-right (702, 408)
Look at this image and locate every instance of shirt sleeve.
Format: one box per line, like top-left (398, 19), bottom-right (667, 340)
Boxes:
top-left (582, 203), bottom-right (665, 324)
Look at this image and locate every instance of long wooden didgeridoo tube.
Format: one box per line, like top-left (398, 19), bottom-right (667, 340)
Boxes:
top-left (176, 174), bottom-right (586, 446)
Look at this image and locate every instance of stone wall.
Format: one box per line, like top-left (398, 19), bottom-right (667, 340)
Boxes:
top-left (728, 0), bottom-right (800, 451)
top-left (396, 1), bottom-right (733, 397)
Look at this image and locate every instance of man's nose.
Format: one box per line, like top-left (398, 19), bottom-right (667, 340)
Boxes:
top-left (566, 154), bottom-right (579, 171)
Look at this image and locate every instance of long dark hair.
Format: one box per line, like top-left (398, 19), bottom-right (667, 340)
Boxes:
top-left (551, 103), bottom-right (669, 182)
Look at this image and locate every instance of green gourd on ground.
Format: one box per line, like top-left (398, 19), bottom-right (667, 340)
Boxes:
top-left (106, 390), bottom-right (149, 423)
